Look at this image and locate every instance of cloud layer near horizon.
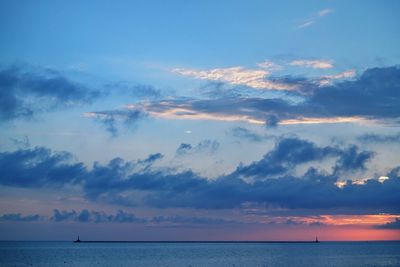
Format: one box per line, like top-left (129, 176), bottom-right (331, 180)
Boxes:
top-left (0, 137), bottom-right (398, 214)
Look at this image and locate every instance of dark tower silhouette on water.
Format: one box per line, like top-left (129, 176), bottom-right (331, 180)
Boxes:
top-left (74, 236), bottom-right (81, 243)
top-left (315, 236), bottom-right (319, 243)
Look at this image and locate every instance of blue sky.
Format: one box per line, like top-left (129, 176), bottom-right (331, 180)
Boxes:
top-left (0, 0), bottom-right (400, 241)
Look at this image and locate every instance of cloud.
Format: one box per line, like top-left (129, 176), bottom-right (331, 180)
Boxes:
top-left (358, 132), bottom-right (400, 143)
top-left (289, 59), bottom-right (334, 69)
top-left (1, 209), bottom-right (146, 224)
top-left (318, 70), bottom-right (356, 86)
top-left (297, 20), bottom-right (315, 29)
top-left (142, 168), bottom-right (400, 212)
top-left (176, 140), bottom-right (220, 156)
top-left (130, 96), bottom-right (360, 126)
top-left (133, 66), bottom-right (400, 126)
top-left (84, 109), bottom-right (145, 136)
top-left (128, 97), bottom-right (292, 126)
top-left (9, 136), bottom-right (30, 148)
top-left (333, 145), bottom-right (374, 174)
top-left (297, 8), bottom-right (334, 29)
top-left (265, 114), bottom-right (280, 127)
top-left (375, 218), bottom-right (400, 229)
top-left (234, 138), bottom-right (373, 179)
top-left (172, 66), bottom-right (295, 90)
top-left (51, 209), bottom-right (146, 223)
top-left (0, 66), bottom-right (101, 122)
top-left (256, 60), bottom-right (283, 71)
top-left (0, 213), bottom-right (42, 222)
top-left (234, 137), bottom-right (338, 179)
top-left (1, 137), bottom-right (397, 214)
top-left (72, 66), bottom-right (394, 138)
top-left (308, 66), bottom-right (400, 119)
top-left (318, 9), bottom-right (334, 17)
top-left (150, 215), bottom-right (237, 226)
top-left (0, 209), bottom-right (242, 226)
top-left (105, 82), bottom-right (162, 99)
top-left (52, 209), bottom-right (78, 222)
top-left (139, 153), bottom-right (164, 165)
top-left (0, 146), bottom-right (85, 188)
top-left (229, 127), bottom-right (273, 142)
top-left (176, 143), bottom-right (193, 155)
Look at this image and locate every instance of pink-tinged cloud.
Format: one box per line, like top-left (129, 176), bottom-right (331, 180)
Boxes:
top-left (289, 59), bottom-right (334, 69)
top-left (171, 66), bottom-right (295, 90)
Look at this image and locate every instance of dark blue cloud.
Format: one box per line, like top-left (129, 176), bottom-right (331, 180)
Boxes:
top-left (87, 109), bottom-right (145, 136)
top-left (52, 209), bottom-right (77, 222)
top-left (358, 132), bottom-right (400, 143)
top-left (334, 145), bottom-right (374, 174)
top-left (80, 138), bottom-right (391, 212)
top-left (51, 209), bottom-right (146, 223)
top-left (375, 218), bottom-right (400, 229)
top-left (0, 147), bottom-right (85, 188)
top-left (269, 75), bottom-right (317, 94)
top-left (308, 66), bottom-right (400, 119)
top-left (230, 127), bottom-right (273, 142)
top-left (176, 140), bottom-right (219, 156)
top-left (234, 137), bottom-right (340, 178)
top-left (139, 153), bottom-right (163, 165)
top-left (176, 143), bottom-right (192, 155)
top-left (0, 66), bottom-right (102, 121)
top-left (0, 209), bottom-right (242, 226)
top-left (265, 114), bottom-right (279, 127)
top-left (0, 138), bottom-right (397, 214)
top-left (0, 213), bottom-right (42, 222)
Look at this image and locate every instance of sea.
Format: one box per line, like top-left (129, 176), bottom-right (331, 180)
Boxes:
top-left (0, 241), bottom-right (399, 267)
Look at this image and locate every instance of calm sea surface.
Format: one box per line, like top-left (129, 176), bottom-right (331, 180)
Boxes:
top-left (0, 241), bottom-right (399, 267)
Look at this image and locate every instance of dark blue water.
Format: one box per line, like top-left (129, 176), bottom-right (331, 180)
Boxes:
top-left (0, 241), bottom-right (399, 267)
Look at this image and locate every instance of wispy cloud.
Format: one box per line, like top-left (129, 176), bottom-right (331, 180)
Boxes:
top-left (318, 8), bottom-right (334, 17)
top-left (127, 100), bottom-right (367, 126)
top-left (127, 101), bottom-right (266, 125)
top-left (318, 70), bottom-right (356, 86)
top-left (297, 20), bottom-right (315, 29)
top-left (358, 132), bottom-right (400, 143)
top-left (230, 127), bottom-right (274, 142)
top-left (256, 60), bottom-right (283, 71)
top-left (289, 59), bottom-right (334, 69)
top-left (176, 139), bottom-right (220, 156)
top-left (297, 8), bottom-right (334, 29)
top-left (84, 109), bottom-right (145, 136)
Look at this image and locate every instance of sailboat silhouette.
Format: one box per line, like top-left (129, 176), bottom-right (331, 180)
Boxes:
top-left (315, 236), bottom-right (319, 243)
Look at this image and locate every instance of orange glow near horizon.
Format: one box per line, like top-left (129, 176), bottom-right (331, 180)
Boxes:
top-left (241, 214), bottom-right (400, 241)
top-left (295, 214), bottom-right (400, 227)
top-left (250, 226), bottom-right (400, 241)
top-left (249, 214), bottom-right (400, 228)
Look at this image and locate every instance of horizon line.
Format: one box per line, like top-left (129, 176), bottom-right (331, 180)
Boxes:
top-left (1, 240), bottom-right (399, 243)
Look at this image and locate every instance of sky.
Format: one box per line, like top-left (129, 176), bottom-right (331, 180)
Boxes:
top-left (0, 0), bottom-right (400, 241)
